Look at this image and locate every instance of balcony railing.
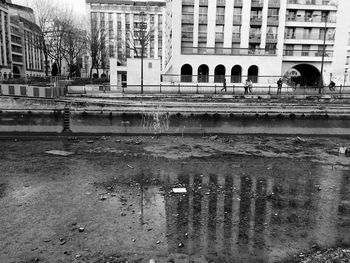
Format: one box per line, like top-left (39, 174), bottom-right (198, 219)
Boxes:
top-left (267, 15), bottom-right (279, 24)
top-left (181, 46), bottom-right (277, 56)
top-left (215, 32), bottom-right (224, 41)
top-left (266, 34), bottom-right (278, 42)
top-left (249, 33), bottom-right (261, 42)
top-left (182, 14), bottom-right (194, 23)
top-left (232, 33), bottom-right (241, 42)
top-left (182, 0), bottom-right (194, 5)
top-left (198, 32), bottom-right (207, 40)
top-left (233, 16), bottom-right (242, 24)
top-left (182, 32), bottom-right (193, 41)
top-left (250, 16), bottom-right (263, 24)
top-left (283, 49), bottom-right (333, 57)
top-left (251, 0), bottom-right (264, 7)
top-left (287, 0), bottom-right (337, 6)
top-left (234, 0), bottom-right (243, 6)
top-left (268, 0), bottom-right (280, 7)
top-left (286, 16), bottom-right (337, 23)
top-left (199, 0), bottom-right (208, 5)
top-left (285, 34), bottom-right (335, 41)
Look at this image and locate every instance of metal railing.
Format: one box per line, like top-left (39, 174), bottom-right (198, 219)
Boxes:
top-left (181, 47), bottom-right (277, 56)
top-left (66, 83), bottom-right (350, 97)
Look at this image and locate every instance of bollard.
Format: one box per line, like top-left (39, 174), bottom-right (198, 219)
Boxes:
top-left (268, 85), bottom-right (271, 95)
top-left (232, 85), bottom-right (235, 95)
top-left (215, 84), bottom-right (217, 94)
top-left (340, 84), bottom-right (342, 94)
top-left (178, 84), bottom-right (180, 94)
top-left (196, 84), bottom-right (199, 94)
top-left (160, 83), bottom-right (162, 93)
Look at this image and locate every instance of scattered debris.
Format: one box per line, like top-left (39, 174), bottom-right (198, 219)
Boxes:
top-left (209, 135), bottom-right (218, 141)
top-left (60, 240), bottom-right (67, 246)
top-left (132, 238), bottom-right (136, 242)
top-left (156, 240), bottom-right (161, 244)
top-left (45, 150), bottom-right (74, 157)
top-left (115, 140), bottom-right (121, 143)
top-left (172, 188), bottom-right (187, 193)
top-left (100, 195), bottom-right (107, 201)
top-left (178, 242), bottom-right (184, 248)
top-left (296, 136), bottom-right (306, 143)
top-left (78, 227), bottom-right (85, 232)
top-left (87, 140), bottom-right (94, 144)
top-left (339, 147), bottom-right (348, 154)
top-left (120, 212), bottom-right (126, 216)
top-left (75, 254), bottom-right (82, 259)
top-left (150, 259), bottom-right (156, 263)
top-left (127, 164), bottom-right (134, 169)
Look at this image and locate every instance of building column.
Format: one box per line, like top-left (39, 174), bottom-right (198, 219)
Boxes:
top-left (154, 13), bottom-right (159, 59)
top-left (206, 0), bottom-right (217, 48)
top-left (2, 12), bottom-right (7, 65)
top-left (240, 0), bottom-right (252, 48)
top-left (223, 0), bottom-right (234, 48)
top-left (193, 0), bottom-right (199, 48)
top-left (260, 0), bottom-right (269, 49)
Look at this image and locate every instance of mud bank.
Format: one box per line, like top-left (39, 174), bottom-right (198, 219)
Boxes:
top-left (0, 135), bottom-right (349, 263)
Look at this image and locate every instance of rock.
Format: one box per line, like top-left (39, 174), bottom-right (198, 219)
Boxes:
top-left (75, 254), bottom-right (82, 259)
top-left (60, 240), bottom-right (67, 245)
top-left (156, 240), bottom-right (161, 244)
top-left (115, 140), bottom-right (121, 143)
top-left (120, 212), bottom-right (126, 216)
top-left (172, 188), bottom-right (187, 193)
top-left (87, 140), bottom-right (94, 144)
top-left (209, 135), bottom-right (218, 141)
top-left (78, 227), bottom-right (85, 232)
top-left (178, 242), bottom-right (184, 248)
top-left (127, 164), bottom-right (134, 169)
top-left (100, 195), bottom-right (107, 201)
top-left (132, 238), bottom-right (136, 242)
top-left (150, 259), bottom-right (156, 263)
top-left (111, 193), bottom-right (116, 197)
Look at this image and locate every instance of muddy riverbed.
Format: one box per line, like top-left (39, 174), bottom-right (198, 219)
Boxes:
top-left (0, 135), bottom-right (349, 263)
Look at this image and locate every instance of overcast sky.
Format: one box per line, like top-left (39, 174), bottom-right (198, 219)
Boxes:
top-left (12, 0), bottom-right (87, 16)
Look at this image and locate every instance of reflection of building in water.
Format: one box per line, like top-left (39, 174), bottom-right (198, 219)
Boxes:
top-left (164, 164), bottom-right (349, 262)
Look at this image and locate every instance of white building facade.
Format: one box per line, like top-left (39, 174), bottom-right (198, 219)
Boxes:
top-left (85, 0), bottom-right (165, 85)
top-left (163, 0), bottom-right (350, 87)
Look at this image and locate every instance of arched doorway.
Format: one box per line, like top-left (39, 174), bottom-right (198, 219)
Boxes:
top-left (231, 65), bottom-right (242, 83)
top-left (214, 64), bottom-right (225, 83)
top-left (13, 66), bottom-right (20, 78)
top-left (292, 64), bottom-right (320, 87)
top-left (198, 64), bottom-right (209, 83)
top-left (248, 65), bottom-right (258, 83)
top-left (181, 64), bottom-right (192, 82)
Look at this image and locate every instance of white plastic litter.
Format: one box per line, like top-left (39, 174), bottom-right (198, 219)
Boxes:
top-left (172, 188), bottom-right (187, 193)
top-left (46, 150), bottom-right (74, 156)
top-left (339, 147), bottom-right (347, 154)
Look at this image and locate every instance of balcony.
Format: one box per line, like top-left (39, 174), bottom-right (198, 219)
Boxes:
top-left (287, 0), bottom-right (337, 6)
top-left (286, 15), bottom-right (337, 24)
top-left (198, 32), bottom-right (207, 41)
top-left (215, 32), bottom-right (224, 41)
top-left (181, 46), bottom-right (277, 56)
top-left (216, 16), bottom-right (225, 24)
top-left (233, 16), bottom-right (242, 24)
top-left (266, 34), bottom-right (278, 43)
top-left (181, 32), bottom-right (193, 41)
top-left (249, 33), bottom-right (261, 42)
top-left (182, 13), bottom-right (194, 23)
top-left (283, 49), bottom-right (333, 58)
top-left (199, 14), bottom-right (207, 24)
top-left (199, 0), bottom-right (208, 5)
top-left (251, 0), bottom-right (264, 8)
top-left (182, 0), bottom-right (194, 5)
top-left (234, 0), bottom-right (242, 7)
top-left (267, 15), bottom-right (279, 25)
top-left (250, 16), bottom-right (262, 25)
top-left (268, 0), bottom-right (280, 7)
top-left (232, 33), bottom-right (241, 42)
top-left (216, 0), bottom-right (225, 6)
top-left (285, 34), bottom-right (334, 41)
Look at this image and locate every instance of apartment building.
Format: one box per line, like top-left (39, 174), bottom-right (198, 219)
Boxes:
top-left (163, 0), bottom-right (350, 87)
top-left (0, 0), bottom-right (11, 77)
top-left (0, 0), bottom-right (44, 78)
top-left (85, 0), bottom-right (166, 82)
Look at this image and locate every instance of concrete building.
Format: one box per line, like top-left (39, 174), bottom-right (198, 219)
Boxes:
top-left (162, 0), bottom-right (350, 87)
top-left (85, 0), bottom-right (166, 85)
top-left (0, 0), bottom-right (44, 78)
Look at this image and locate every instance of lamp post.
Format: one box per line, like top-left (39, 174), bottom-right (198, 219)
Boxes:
top-left (319, 13), bottom-right (328, 94)
top-left (140, 11), bottom-right (146, 94)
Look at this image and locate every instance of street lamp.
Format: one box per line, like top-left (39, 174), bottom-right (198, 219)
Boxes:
top-left (319, 13), bottom-right (328, 94)
top-left (140, 11), bottom-right (146, 94)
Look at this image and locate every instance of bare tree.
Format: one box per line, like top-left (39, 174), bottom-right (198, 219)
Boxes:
top-left (62, 25), bottom-right (86, 77)
top-left (87, 21), bottom-right (108, 78)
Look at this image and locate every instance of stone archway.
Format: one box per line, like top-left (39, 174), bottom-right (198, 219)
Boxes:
top-left (181, 64), bottom-right (193, 82)
top-left (291, 64), bottom-right (321, 87)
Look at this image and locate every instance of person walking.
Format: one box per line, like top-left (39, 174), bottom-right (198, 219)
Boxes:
top-left (244, 79), bottom-right (249, 94)
top-left (277, 78), bottom-right (283, 94)
top-left (328, 80), bottom-right (335, 91)
top-left (221, 78), bottom-right (227, 92)
top-left (248, 79), bottom-right (253, 94)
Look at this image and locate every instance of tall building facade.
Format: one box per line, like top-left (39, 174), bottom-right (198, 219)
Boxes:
top-left (0, 0), bottom-right (44, 78)
top-left (85, 0), bottom-right (166, 76)
top-left (163, 0), bottom-right (350, 86)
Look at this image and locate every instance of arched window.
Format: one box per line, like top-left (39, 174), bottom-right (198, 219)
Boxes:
top-left (214, 64), bottom-right (225, 83)
top-left (198, 64), bottom-right (209, 83)
top-left (248, 65), bottom-right (258, 83)
top-left (181, 64), bottom-right (193, 82)
top-left (231, 65), bottom-right (242, 83)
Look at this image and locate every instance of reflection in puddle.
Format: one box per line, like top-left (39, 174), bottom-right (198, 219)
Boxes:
top-left (125, 164), bottom-right (350, 262)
